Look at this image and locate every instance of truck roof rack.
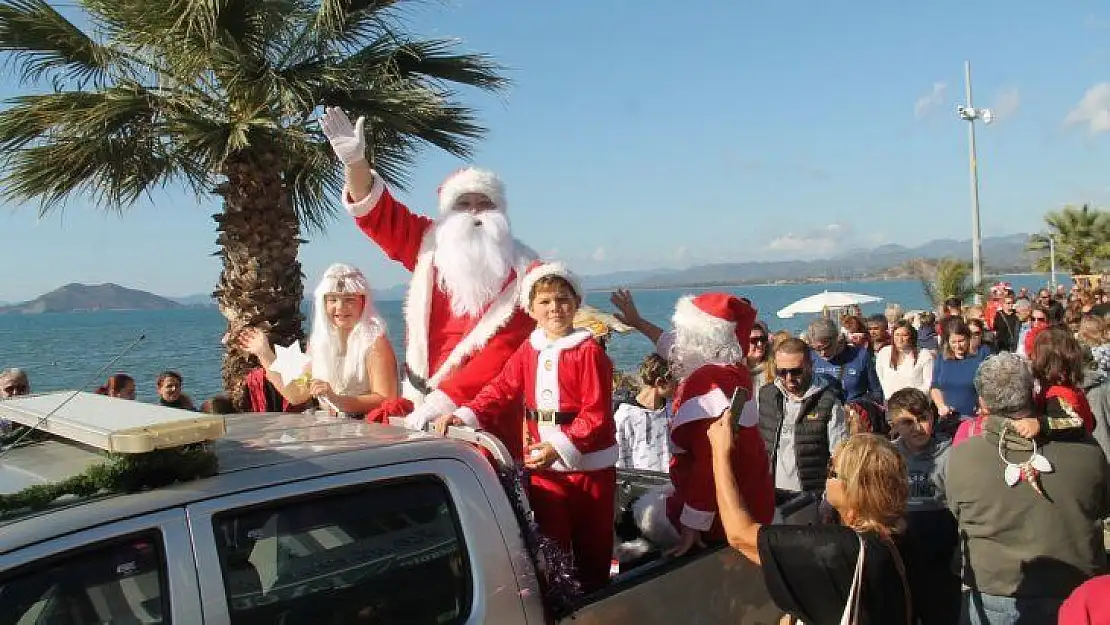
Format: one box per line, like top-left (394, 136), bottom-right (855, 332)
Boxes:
top-left (0, 391), bottom-right (226, 454)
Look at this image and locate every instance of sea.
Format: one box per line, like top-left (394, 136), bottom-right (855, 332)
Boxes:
top-left (0, 275), bottom-right (1068, 404)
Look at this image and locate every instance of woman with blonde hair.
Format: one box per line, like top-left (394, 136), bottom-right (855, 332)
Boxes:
top-left (238, 263), bottom-right (399, 417)
top-left (709, 424), bottom-right (915, 625)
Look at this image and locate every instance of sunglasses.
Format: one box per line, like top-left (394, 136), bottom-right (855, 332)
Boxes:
top-left (749, 335), bottom-right (768, 345)
top-left (2, 384), bottom-right (28, 395)
top-left (776, 367), bottom-right (806, 378)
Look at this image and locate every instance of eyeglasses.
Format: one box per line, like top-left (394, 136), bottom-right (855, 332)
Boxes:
top-left (776, 367), bottom-right (805, 378)
top-left (2, 384), bottom-right (28, 395)
top-left (826, 457), bottom-right (840, 480)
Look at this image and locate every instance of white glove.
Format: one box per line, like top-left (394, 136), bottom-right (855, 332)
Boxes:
top-left (403, 390), bottom-right (457, 431)
top-left (319, 106), bottom-right (367, 166)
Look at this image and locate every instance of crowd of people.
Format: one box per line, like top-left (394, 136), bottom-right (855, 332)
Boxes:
top-left (0, 367), bottom-right (237, 414)
top-left (4, 106), bottom-right (1110, 624)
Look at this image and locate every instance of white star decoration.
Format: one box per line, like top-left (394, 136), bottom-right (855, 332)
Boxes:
top-left (270, 341), bottom-right (311, 386)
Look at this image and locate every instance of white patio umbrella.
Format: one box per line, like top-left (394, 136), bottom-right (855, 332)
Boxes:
top-left (776, 290), bottom-right (883, 319)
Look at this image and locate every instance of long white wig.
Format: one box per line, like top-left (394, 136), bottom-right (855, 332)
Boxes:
top-left (308, 263), bottom-right (386, 394)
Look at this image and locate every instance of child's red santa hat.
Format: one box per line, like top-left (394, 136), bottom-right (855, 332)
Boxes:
top-left (672, 293), bottom-right (758, 356)
top-left (519, 261), bottom-right (583, 309)
top-left (437, 167), bottom-right (507, 215)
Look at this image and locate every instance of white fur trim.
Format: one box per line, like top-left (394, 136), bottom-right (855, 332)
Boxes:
top-left (541, 426), bottom-right (618, 472)
top-left (528, 327), bottom-right (592, 352)
top-left (402, 228), bottom-right (537, 398)
top-left (671, 387), bottom-right (731, 430)
top-left (453, 406), bottom-right (480, 428)
top-left (437, 168), bottom-right (506, 215)
top-left (633, 484), bottom-right (680, 547)
top-left (342, 172), bottom-right (386, 218)
top-left (680, 505), bottom-right (716, 532)
top-left (519, 262), bottom-right (583, 309)
top-left (403, 389), bottom-right (456, 431)
top-left (673, 295), bottom-right (739, 347)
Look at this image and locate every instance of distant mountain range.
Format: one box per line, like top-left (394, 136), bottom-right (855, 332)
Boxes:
top-left (0, 283), bottom-right (185, 314)
top-left (2, 234), bottom-right (1035, 312)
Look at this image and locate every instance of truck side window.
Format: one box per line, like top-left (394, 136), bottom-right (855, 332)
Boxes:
top-left (0, 533), bottom-right (168, 624)
top-left (212, 477), bottom-right (472, 625)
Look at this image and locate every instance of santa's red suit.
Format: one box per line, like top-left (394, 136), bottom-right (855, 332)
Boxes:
top-left (455, 325), bottom-right (618, 593)
top-left (664, 363), bottom-right (775, 542)
top-left (344, 169), bottom-right (536, 454)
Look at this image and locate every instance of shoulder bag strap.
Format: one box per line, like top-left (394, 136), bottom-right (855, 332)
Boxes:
top-left (880, 534), bottom-right (913, 625)
top-left (838, 533), bottom-right (867, 625)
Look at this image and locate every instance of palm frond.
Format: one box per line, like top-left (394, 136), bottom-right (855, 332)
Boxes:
top-left (2, 134), bottom-right (174, 213)
top-left (311, 0), bottom-right (396, 50)
top-left (0, 0), bottom-right (124, 87)
top-left (388, 38), bottom-right (508, 91)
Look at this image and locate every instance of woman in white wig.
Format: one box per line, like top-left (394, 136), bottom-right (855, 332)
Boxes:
top-left (238, 262), bottom-right (398, 417)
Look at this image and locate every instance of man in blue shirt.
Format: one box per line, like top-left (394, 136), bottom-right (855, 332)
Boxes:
top-left (805, 318), bottom-right (883, 404)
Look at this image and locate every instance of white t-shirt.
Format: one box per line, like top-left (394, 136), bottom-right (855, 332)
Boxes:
top-left (874, 345), bottom-right (935, 399)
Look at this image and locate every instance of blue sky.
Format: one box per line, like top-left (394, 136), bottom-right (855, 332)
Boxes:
top-left (3, 0), bottom-right (1110, 302)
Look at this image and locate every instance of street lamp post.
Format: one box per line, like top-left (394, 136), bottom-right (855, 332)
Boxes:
top-left (1049, 236), bottom-right (1057, 291)
top-left (957, 61), bottom-right (994, 305)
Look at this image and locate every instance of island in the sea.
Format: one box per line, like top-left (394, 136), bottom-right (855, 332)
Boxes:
top-left (0, 283), bottom-right (185, 314)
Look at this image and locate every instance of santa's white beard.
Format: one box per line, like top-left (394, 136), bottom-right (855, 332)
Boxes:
top-left (668, 327), bottom-right (744, 380)
top-left (433, 210), bottom-right (515, 318)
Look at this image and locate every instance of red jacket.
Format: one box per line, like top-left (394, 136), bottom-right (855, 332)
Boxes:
top-left (666, 364), bottom-right (775, 541)
top-left (456, 329), bottom-right (617, 469)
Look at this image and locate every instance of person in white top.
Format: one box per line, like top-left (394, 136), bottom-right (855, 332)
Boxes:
top-left (614, 353), bottom-right (676, 472)
top-left (875, 320), bottom-right (935, 400)
top-left (238, 263), bottom-right (399, 416)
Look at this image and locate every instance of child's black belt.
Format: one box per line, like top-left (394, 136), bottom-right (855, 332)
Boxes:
top-left (525, 408), bottom-right (577, 425)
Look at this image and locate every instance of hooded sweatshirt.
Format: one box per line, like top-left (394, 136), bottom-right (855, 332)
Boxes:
top-left (946, 416), bottom-right (1110, 598)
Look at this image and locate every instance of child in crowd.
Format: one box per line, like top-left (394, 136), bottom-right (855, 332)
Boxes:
top-left (1013, 327), bottom-right (1095, 440)
top-left (614, 354), bottom-right (675, 472)
top-left (434, 262), bottom-right (617, 593)
top-left (886, 388), bottom-right (960, 625)
top-left (96, 374), bottom-right (135, 399)
top-left (156, 371), bottom-right (196, 411)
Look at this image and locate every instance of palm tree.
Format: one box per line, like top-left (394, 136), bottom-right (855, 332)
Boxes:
top-left (0, 0), bottom-right (505, 407)
top-left (912, 258), bottom-right (979, 309)
top-left (1027, 204), bottom-right (1110, 275)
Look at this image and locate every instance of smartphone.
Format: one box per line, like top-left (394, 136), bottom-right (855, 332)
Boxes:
top-left (728, 386), bottom-right (749, 432)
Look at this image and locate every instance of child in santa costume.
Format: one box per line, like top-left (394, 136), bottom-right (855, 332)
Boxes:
top-left (435, 262), bottom-right (618, 593)
top-left (633, 293), bottom-right (775, 557)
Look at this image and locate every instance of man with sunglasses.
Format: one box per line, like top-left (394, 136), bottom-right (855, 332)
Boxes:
top-left (756, 338), bottom-right (847, 524)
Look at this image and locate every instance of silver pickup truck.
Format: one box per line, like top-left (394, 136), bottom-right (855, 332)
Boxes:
top-left (0, 406), bottom-right (781, 624)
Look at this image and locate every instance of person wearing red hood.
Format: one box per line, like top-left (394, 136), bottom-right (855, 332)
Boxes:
top-left (632, 293), bottom-right (775, 557)
top-left (434, 262), bottom-right (618, 593)
top-left (320, 108), bottom-right (537, 455)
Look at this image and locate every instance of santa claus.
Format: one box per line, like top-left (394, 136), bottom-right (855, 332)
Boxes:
top-left (320, 107), bottom-right (537, 443)
top-left (632, 293), bottom-right (776, 556)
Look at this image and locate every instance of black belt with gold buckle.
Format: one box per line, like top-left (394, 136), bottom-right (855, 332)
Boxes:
top-left (525, 408), bottom-right (577, 425)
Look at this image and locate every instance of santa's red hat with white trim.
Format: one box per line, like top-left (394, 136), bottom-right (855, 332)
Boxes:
top-left (437, 167), bottom-right (507, 215)
top-left (520, 261), bottom-right (583, 309)
top-left (672, 293), bottom-right (758, 356)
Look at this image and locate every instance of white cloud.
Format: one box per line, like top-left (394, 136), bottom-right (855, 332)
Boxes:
top-left (591, 246), bottom-right (607, 262)
top-left (993, 87), bottom-right (1021, 121)
top-left (1065, 83), bottom-right (1110, 134)
top-left (914, 82), bottom-right (947, 119)
top-left (766, 223), bottom-right (851, 256)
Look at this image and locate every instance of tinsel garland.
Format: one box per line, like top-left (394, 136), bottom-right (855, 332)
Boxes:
top-left (0, 444), bottom-right (219, 516)
top-left (495, 464), bottom-right (581, 619)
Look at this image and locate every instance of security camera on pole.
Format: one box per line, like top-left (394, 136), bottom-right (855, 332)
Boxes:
top-left (956, 61), bottom-right (994, 305)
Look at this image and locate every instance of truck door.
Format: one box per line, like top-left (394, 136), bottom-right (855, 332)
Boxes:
top-left (185, 458), bottom-right (528, 625)
top-left (0, 509), bottom-right (202, 624)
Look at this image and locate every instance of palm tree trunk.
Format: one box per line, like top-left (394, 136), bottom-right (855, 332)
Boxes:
top-left (213, 150), bottom-right (305, 410)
